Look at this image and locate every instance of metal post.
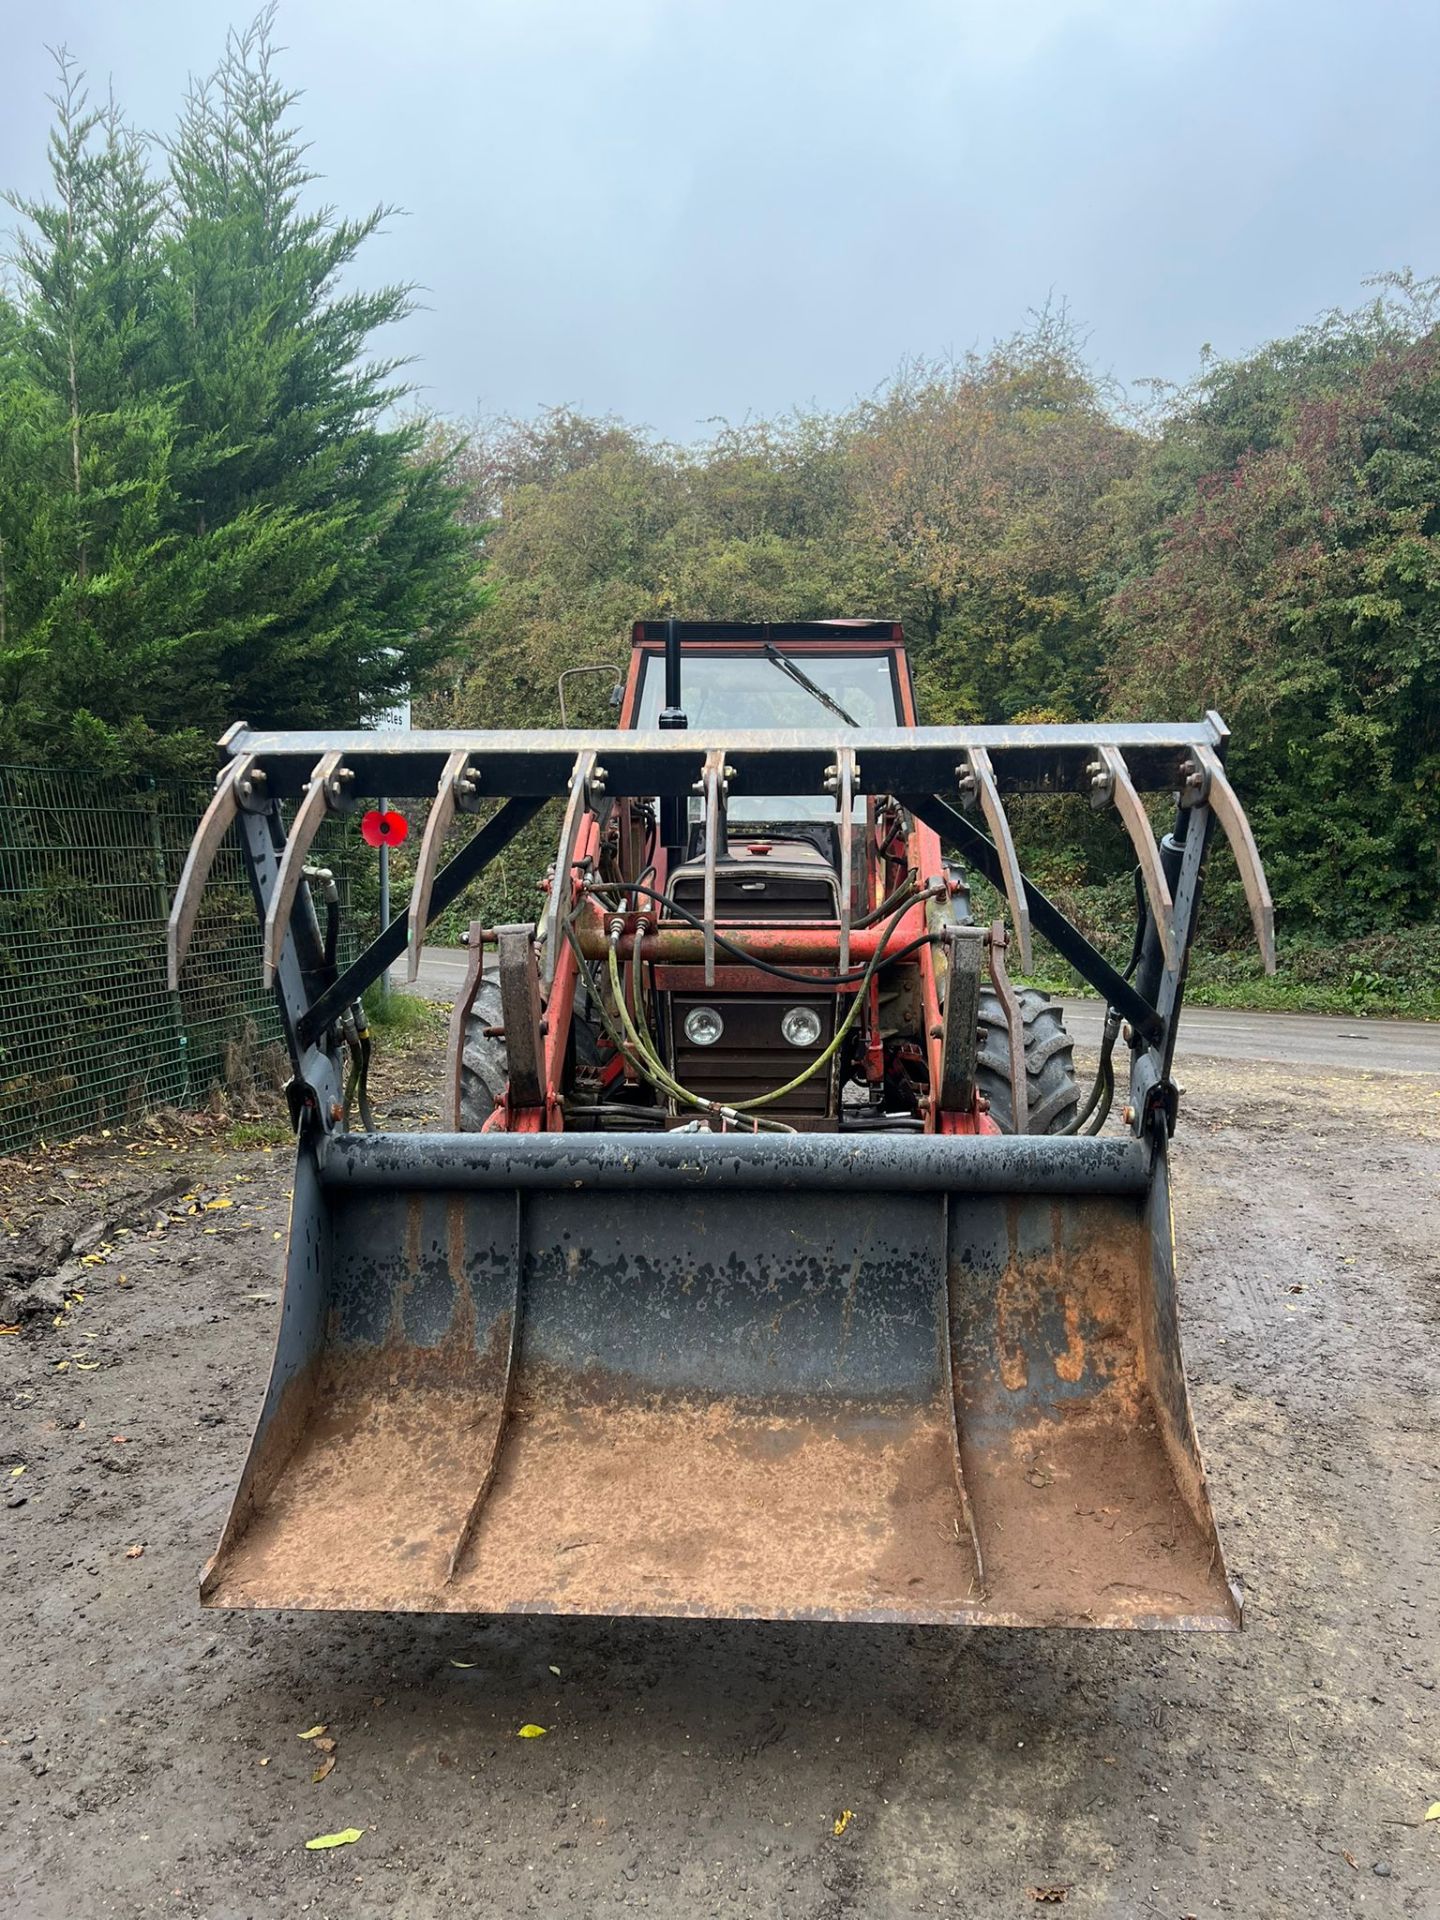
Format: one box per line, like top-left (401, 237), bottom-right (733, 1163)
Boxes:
top-left (657, 616), bottom-right (688, 861)
top-left (378, 794), bottom-right (391, 1007)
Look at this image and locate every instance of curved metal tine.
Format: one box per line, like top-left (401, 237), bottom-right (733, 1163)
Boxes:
top-left (167, 754), bottom-right (257, 989)
top-left (407, 750), bottom-right (471, 983)
top-left (964, 747), bottom-right (1032, 974)
top-left (837, 746), bottom-right (856, 975)
top-left (987, 920), bottom-right (1028, 1135)
top-left (702, 751), bottom-right (725, 987)
top-left (1191, 744), bottom-right (1277, 974)
top-left (263, 751), bottom-right (342, 988)
top-left (540, 748), bottom-right (597, 989)
top-left (1097, 745), bottom-right (1176, 972)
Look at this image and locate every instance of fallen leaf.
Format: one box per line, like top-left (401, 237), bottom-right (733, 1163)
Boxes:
top-left (548, 1664), bottom-right (562, 1677)
top-left (311, 1736), bottom-right (336, 1754)
top-left (449, 1658), bottom-right (477, 1669)
top-left (259, 1756), bottom-right (270, 1766)
top-left (517, 1724), bottom-right (548, 1739)
top-left (297, 1724), bottom-right (328, 1741)
top-left (76, 1362), bottom-right (100, 1371)
top-left (0, 1325), bottom-right (20, 1336)
top-left (125, 1544), bottom-right (145, 1559)
top-left (204, 1197), bottom-right (234, 1211)
top-left (1342, 1851), bottom-right (1358, 1869)
top-left (10, 1466), bottom-right (24, 1478)
top-left (304, 1827), bottom-right (362, 1850)
top-left (312, 1753), bottom-right (336, 1783)
top-left (832, 1809), bottom-right (854, 1837)
top-left (1027, 1891), bottom-right (1069, 1905)
top-left (1426, 1803), bottom-right (1440, 1822)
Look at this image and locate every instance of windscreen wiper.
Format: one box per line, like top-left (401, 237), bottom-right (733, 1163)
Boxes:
top-left (762, 643), bottom-right (860, 727)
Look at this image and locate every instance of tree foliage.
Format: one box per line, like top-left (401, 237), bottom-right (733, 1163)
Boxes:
top-left (0, 14), bottom-right (483, 774)
top-left (445, 290), bottom-right (1438, 942)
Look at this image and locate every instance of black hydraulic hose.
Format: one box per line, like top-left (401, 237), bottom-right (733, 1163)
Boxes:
top-left (586, 878), bottom-right (940, 987)
top-left (1123, 862), bottom-right (1146, 981)
top-left (852, 872), bottom-right (921, 930)
top-left (1084, 1056), bottom-right (1116, 1136)
top-left (1064, 1004), bottom-right (1122, 1136)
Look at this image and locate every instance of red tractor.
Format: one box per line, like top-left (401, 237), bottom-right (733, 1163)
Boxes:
top-left (457, 619), bottom-right (1080, 1140)
top-left (170, 615), bottom-right (1274, 1630)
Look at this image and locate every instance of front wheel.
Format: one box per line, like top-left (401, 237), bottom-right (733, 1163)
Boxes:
top-left (457, 977), bottom-right (508, 1130)
top-left (974, 987), bottom-right (1080, 1135)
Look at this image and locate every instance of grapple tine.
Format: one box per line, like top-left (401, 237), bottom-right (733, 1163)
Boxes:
top-left (1094, 745), bottom-right (1176, 971)
top-left (407, 750), bottom-right (472, 984)
top-left (836, 745), bottom-right (857, 974)
top-left (540, 749), bottom-right (597, 989)
top-left (1185, 743), bottom-right (1277, 974)
top-left (986, 919), bottom-right (1028, 1134)
top-left (701, 749), bottom-right (727, 988)
top-left (167, 753), bottom-right (260, 988)
top-left (962, 747), bottom-right (1032, 973)
top-left (263, 751), bottom-right (346, 988)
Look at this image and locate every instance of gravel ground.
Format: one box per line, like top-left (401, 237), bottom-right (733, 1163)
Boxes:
top-left (1, 1045), bottom-right (1437, 1918)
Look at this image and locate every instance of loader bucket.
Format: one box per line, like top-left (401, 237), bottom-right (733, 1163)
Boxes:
top-left (204, 1131), bottom-right (1240, 1629)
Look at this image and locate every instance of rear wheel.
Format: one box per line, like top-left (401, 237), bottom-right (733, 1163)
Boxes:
top-left (975, 987), bottom-right (1080, 1135)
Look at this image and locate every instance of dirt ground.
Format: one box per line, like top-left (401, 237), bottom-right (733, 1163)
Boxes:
top-left (1, 1033), bottom-right (1437, 1919)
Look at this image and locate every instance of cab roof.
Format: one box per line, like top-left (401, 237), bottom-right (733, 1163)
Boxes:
top-left (631, 619), bottom-right (903, 648)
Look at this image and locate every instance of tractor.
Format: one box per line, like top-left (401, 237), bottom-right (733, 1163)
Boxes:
top-left (168, 618), bottom-right (1273, 1628)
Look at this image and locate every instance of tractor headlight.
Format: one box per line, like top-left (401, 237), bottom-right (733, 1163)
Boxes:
top-left (683, 1006), bottom-right (725, 1047)
top-left (781, 1006), bottom-right (823, 1049)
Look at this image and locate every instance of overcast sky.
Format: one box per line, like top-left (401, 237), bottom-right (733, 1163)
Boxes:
top-left (4, 0), bottom-right (1437, 438)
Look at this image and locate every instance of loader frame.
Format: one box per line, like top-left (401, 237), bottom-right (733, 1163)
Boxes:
top-left (172, 705), bottom-right (1271, 1146)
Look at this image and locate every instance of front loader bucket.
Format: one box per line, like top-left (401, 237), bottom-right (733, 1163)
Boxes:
top-left (204, 1132), bottom-right (1240, 1629)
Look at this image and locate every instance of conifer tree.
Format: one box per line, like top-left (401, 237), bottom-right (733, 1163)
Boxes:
top-left (0, 13), bottom-right (482, 772)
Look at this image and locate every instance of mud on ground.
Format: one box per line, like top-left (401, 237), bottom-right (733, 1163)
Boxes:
top-left (1, 1040), bottom-right (1437, 1918)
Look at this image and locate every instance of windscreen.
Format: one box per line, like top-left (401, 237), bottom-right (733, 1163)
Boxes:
top-left (634, 650), bottom-right (901, 822)
top-left (635, 650), bottom-right (901, 731)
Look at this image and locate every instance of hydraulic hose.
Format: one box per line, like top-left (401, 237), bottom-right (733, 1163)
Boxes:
top-left (604, 891), bottom-right (933, 1119)
top-left (587, 877), bottom-right (934, 988)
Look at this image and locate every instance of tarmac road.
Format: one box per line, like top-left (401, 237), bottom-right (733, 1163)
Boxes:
top-left (403, 946), bottom-right (1440, 1073)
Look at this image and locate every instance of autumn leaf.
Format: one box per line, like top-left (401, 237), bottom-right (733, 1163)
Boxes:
top-left (517, 1723), bottom-right (548, 1739)
top-left (304, 1827), bottom-right (362, 1850)
top-left (297, 1724), bottom-right (328, 1740)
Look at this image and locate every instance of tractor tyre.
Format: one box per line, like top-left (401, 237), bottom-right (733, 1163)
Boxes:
top-left (975, 987), bottom-right (1080, 1135)
top-left (457, 978), bottom-right (604, 1130)
top-left (457, 977), bottom-right (508, 1130)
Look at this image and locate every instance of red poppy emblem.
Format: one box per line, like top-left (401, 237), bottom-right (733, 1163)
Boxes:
top-left (361, 809), bottom-right (409, 847)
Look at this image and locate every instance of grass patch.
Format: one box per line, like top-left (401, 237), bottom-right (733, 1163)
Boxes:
top-left (975, 872), bottom-right (1439, 1019)
top-left (365, 988), bottom-right (448, 1043)
top-left (222, 1116), bottom-right (293, 1149)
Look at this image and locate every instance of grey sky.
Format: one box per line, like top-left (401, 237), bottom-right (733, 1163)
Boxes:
top-left (4, 0), bottom-right (1437, 438)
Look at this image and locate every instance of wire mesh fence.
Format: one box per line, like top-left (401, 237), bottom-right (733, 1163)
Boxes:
top-left (0, 765), bottom-right (370, 1155)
